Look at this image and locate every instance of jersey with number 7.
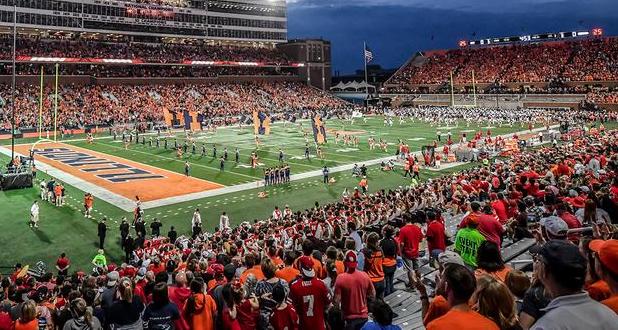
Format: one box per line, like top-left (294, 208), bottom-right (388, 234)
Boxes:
top-left (289, 278), bottom-right (330, 330)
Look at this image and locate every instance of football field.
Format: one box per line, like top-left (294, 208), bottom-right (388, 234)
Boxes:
top-left (0, 116), bottom-right (547, 271)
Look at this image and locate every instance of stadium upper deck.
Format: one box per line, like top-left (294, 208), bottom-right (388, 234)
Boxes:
top-left (0, 0), bottom-right (287, 43)
top-left (385, 35), bottom-right (618, 92)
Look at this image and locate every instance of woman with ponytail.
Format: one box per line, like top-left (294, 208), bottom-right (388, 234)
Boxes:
top-left (106, 277), bottom-right (144, 329)
top-left (62, 298), bottom-right (102, 330)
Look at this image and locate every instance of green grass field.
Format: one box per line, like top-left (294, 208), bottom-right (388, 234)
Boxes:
top-left (0, 116), bottom-right (543, 272)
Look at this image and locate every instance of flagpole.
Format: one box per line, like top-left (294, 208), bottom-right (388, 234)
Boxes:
top-left (54, 63), bottom-right (59, 142)
top-left (10, 3), bottom-right (16, 160)
top-left (364, 41), bottom-right (369, 109)
top-left (363, 41), bottom-right (369, 93)
top-left (39, 65), bottom-right (43, 139)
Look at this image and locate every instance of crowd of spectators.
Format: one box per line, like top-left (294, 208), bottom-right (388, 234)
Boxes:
top-left (388, 37), bottom-right (618, 87)
top-left (128, 0), bottom-right (191, 7)
top-left (0, 37), bottom-right (290, 65)
top-left (587, 90), bottom-right (618, 104)
top-left (0, 82), bottom-right (348, 130)
top-left (1, 114), bottom-right (617, 329)
top-left (0, 64), bottom-right (296, 78)
top-left (391, 106), bottom-right (617, 127)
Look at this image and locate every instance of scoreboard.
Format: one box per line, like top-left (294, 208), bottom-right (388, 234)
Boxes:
top-left (459, 28), bottom-right (603, 47)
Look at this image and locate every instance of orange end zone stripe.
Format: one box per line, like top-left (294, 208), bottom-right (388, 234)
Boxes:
top-left (16, 142), bottom-right (224, 202)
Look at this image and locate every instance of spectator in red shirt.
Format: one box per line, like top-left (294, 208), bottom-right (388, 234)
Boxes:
top-left (270, 284), bottom-right (299, 330)
top-left (55, 252), bottom-right (70, 276)
top-left (399, 214), bottom-right (424, 288)
top-left (459, 202), bottom-right (483, 229)
top-left (556, 202), bottom-right (582, 242)
top-left (289, 256), bottom-right (330, 330)
top-left (478, 204), bottom-right (505, 247)
top-left (490, 193), bottom-right (509, 224)
top-left (168, 271), bottom-right (192, 330)
top-left (426, 210), bottom-right (447, 262)
top-left (334, 250), bottom-right (375, 329)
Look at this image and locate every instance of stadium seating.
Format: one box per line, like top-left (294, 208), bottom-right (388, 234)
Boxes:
top-left (0, 37), bottom-right (290, 64)
top-left (387, 37), bottom-right (618, 88)
top-left (0, 82), bottom-right (348, 130)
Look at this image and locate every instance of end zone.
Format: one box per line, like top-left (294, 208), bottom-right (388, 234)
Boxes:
top-left (6, 142), bottom-right (223, 211)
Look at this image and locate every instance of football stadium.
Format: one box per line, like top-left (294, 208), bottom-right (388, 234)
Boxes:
top-left (0, 0), bottom-right (617, 329)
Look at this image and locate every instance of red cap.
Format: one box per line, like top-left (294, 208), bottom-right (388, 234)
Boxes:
top-left (589, 239), bottom-right (618, 275)
top-left (570, 197), bottom-right (586, 209)
top-left (299, 256), bottom-right (315, 277)
top-left (344, 250), bottom-right (358, 269)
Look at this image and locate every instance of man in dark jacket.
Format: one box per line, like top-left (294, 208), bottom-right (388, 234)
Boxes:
top-left (97, 218), bottom-right (107, 249)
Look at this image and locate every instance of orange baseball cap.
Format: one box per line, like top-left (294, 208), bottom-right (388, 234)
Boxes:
top-left (589, 239), bottom-right (618, 275)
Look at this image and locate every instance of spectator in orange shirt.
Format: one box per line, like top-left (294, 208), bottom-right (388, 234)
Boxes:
top-left (276, 251), bottom-right (300, 283)
top-left (426, 264), bottom-right (499, 330)
top-left (84, 193), bottom-right (94, 219)
top-left (359, 176), bottom-right (368, 194)
top-left (54, 184), bottom-right (63, 207)
top-left (474, 241), bottom-right (512, 283)
top-left (590, 239), bottom-right (618, 314)
top-left (582, 238), bottom-right (612, 302)
top-left (473, 276), bottom-right (521, 330)
top-left (325, 246), bottom-right (345, 275)
top-left (362, 232), bottom-right (385, 299)
top-left (240, 253), bottom-right (264, 284)
top-left (184, 278), bottom-right (217, 330)
top-left (14, 301), bottom-right (38, 330)
top-left (418, 250), bottom-right (464, 326)
top-left (293, 240), bottom-right (325, 279)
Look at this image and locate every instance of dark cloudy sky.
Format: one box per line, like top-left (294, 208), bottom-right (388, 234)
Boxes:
top-left (286, 0), bottom-right (618, 74)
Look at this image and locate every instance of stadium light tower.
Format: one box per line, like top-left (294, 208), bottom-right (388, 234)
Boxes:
top-left (10, 2), bottom-right (16, 160)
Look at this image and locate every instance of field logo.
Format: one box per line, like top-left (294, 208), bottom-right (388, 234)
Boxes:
top-left (35, 148), bottom-right (165, 183)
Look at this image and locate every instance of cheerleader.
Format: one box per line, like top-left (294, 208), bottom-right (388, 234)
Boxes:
top-left (316, 146), bottom-right (324, 159)
top-left (251, 152), bottom-right (259, 169)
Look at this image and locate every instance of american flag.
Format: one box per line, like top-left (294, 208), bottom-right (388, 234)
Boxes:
top-left (364, 45), bottom-right (374, 64)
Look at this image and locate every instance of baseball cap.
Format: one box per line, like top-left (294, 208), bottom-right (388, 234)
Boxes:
top-left (540, 216), bottom-right (568, 238)
top-left (107, 271), bottom-right (119, 286)
top-left (569, 196), bottom-right (586, 209)
top-left (589, 239), bottom-right (618, 275)
top-left (136, 267), bottom-right (147, 279)
top-left (437, 251), bottom-right (465, 267)
top-left (344, 250), bottom-right (358, 269)
top-left (298, 256), bottom-right (316, 278)
top-left (538, 240), bottom-right (586, 282)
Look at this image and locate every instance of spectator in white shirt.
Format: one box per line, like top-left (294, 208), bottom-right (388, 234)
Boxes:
top-left (219, 212), bottom-right (230, 231)
top-left (30, 200), bottom-right (40, 229)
